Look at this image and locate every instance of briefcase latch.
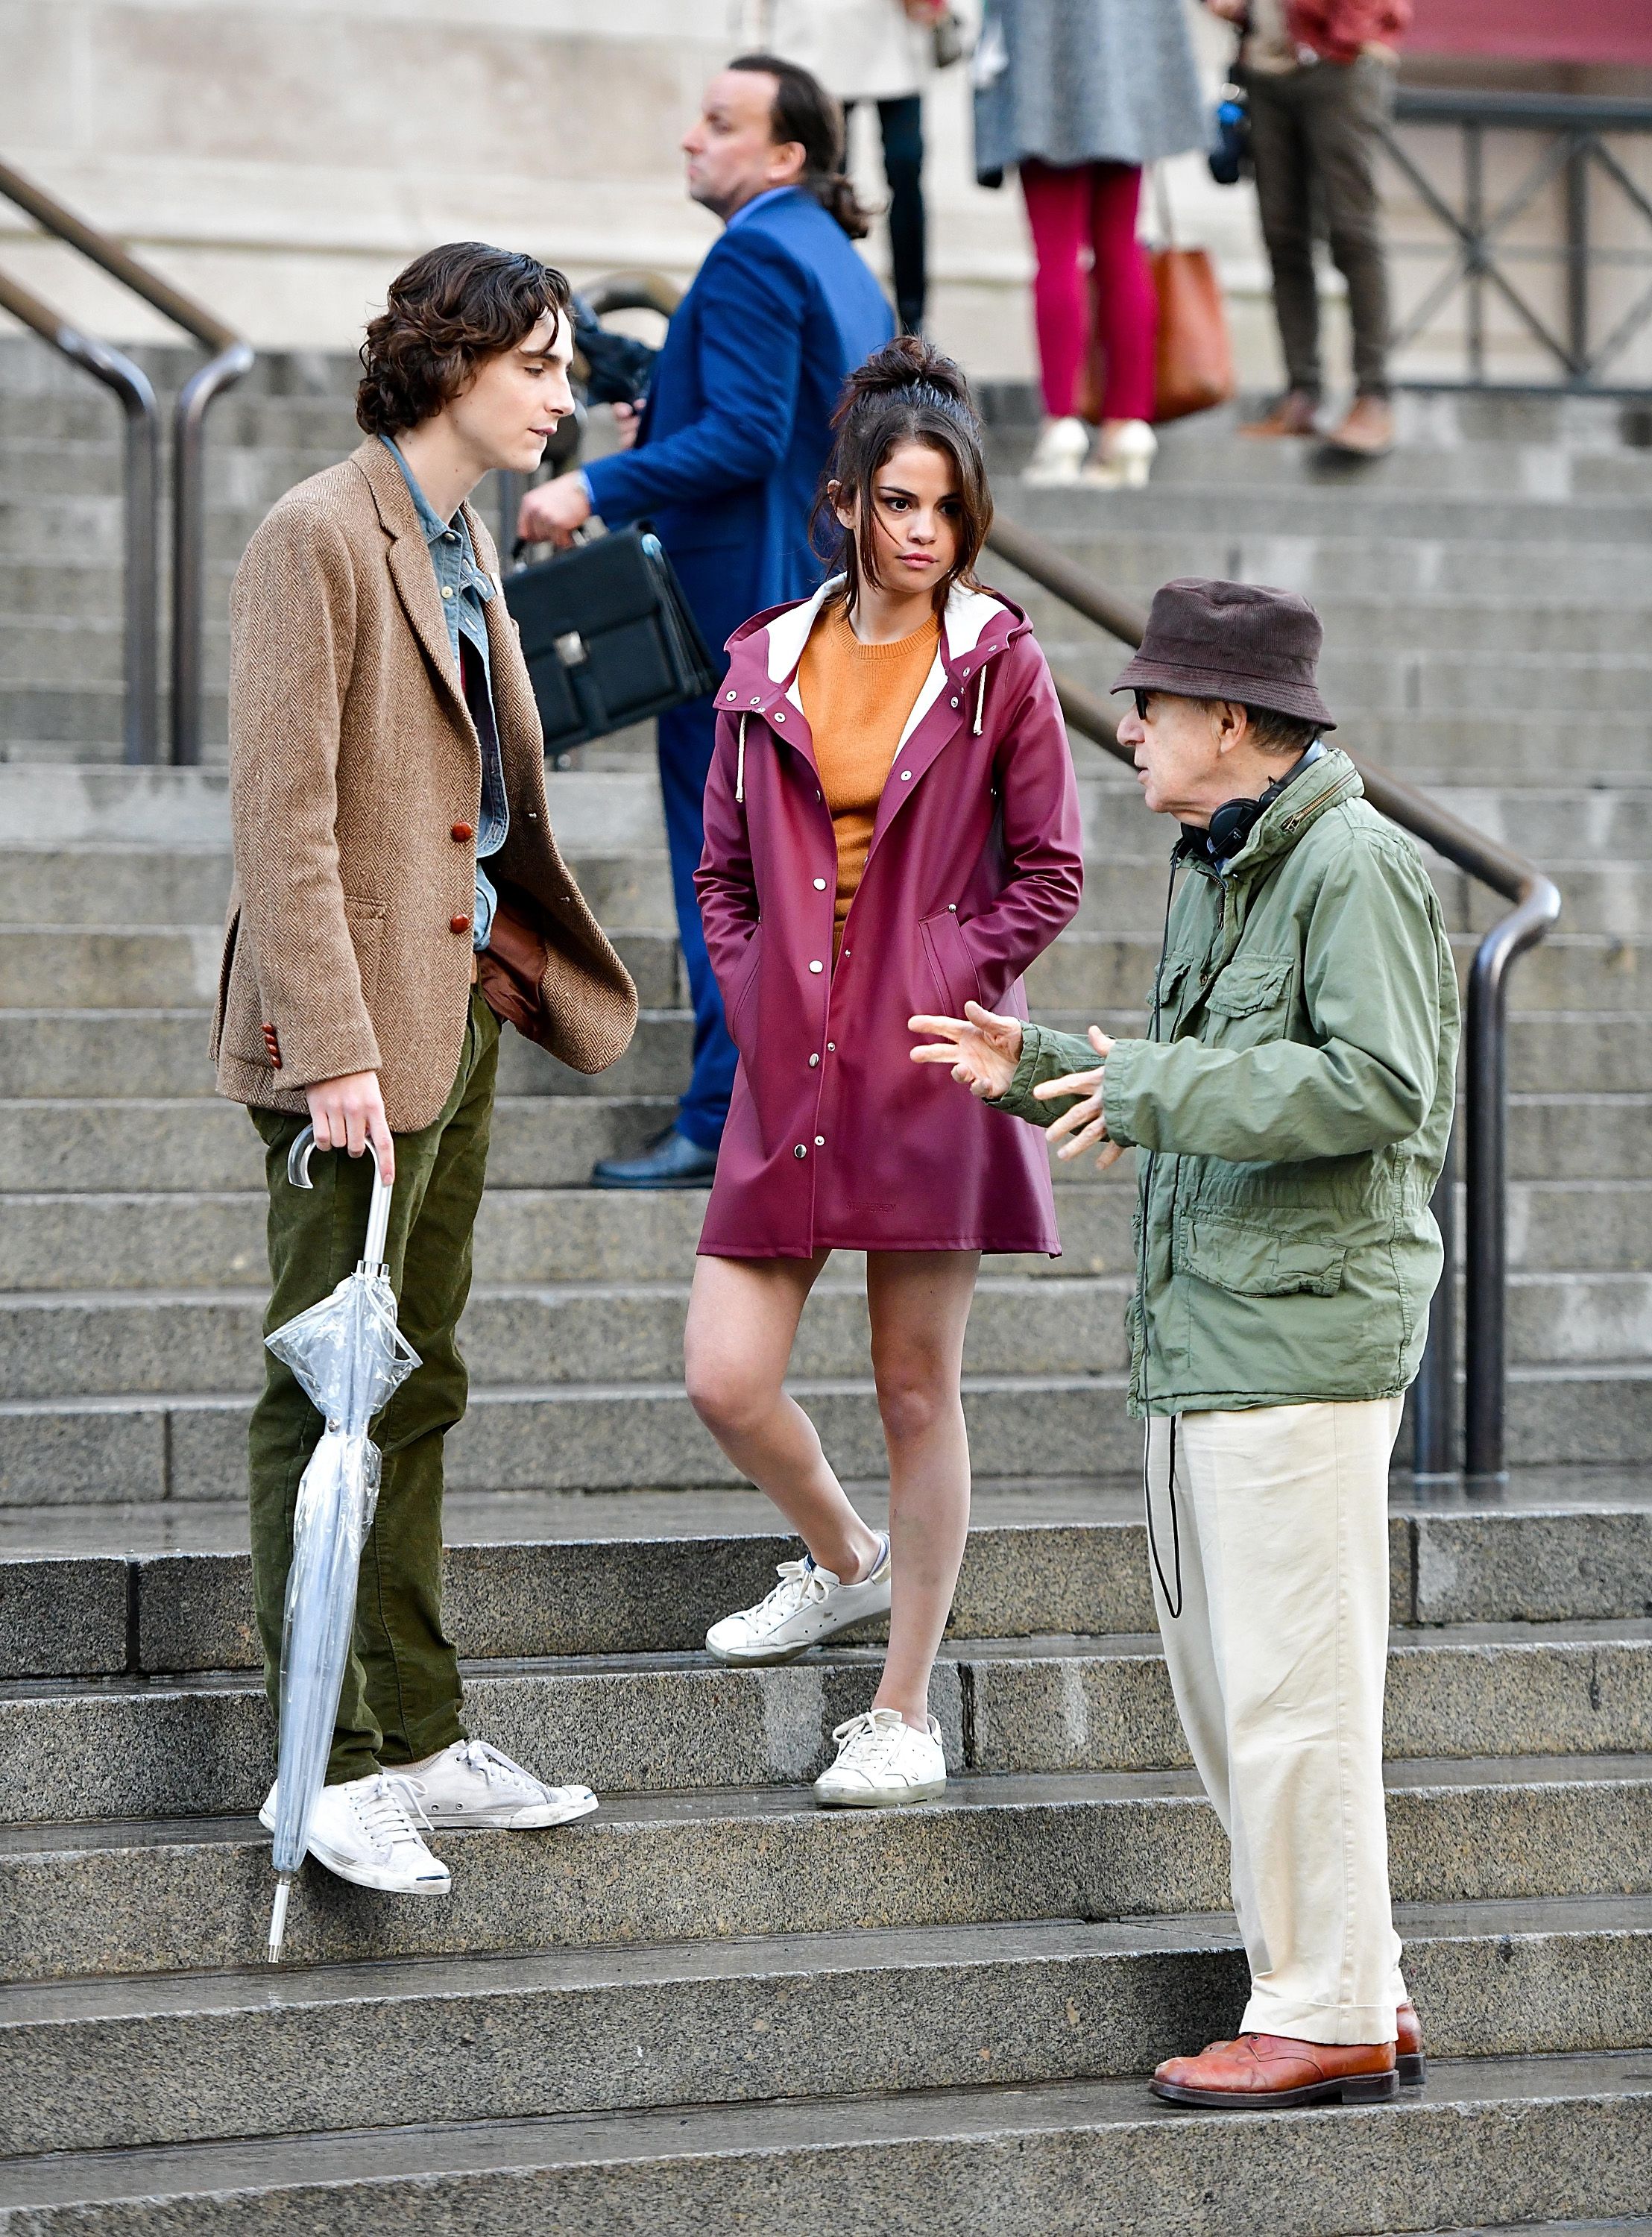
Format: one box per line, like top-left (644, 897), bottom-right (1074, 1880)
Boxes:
top-left (554, 630), bottom-right (588, 668)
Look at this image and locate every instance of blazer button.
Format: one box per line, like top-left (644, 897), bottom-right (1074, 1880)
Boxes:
top-left (794, 1143), bottom-right (807, 1159)
top-left (451, 822), bottom-right (475, 843)
top-left (450, 913), bottom-right (471, 934)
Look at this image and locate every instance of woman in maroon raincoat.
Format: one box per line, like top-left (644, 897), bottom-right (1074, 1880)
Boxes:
top-left (685, 339), bottom-right (1082, 1807)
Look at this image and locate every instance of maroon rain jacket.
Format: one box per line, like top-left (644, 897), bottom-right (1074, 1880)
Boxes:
top-left (695, 580), bottom-right (1084, 1259)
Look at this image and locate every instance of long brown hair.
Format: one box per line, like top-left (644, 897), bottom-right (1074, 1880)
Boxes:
top-left (728, 54), bottom-right (873, 240)
top-left (813, 336), bottom-right (994, 617)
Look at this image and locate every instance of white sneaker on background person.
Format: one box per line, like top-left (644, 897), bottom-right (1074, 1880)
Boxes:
top-left (405, 1739), bottom-right (599, 1829)
top-left (707, 1534), bottom-right (892, 1665)
top-left (1082, 418), bottom-right (1158, 488)
top-left (814, 1707), bottom-right (948, 1807)
top-left (258, 1770), bottom-right (450, 1895)
top-left (1022, 413), bottom-right (1092, 485)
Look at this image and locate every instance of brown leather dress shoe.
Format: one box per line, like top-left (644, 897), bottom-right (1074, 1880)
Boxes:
top-left (1150, 2032), bottom-right (1399, 2110)
top-left (1241, 389), bottom-right (1320, 438)
top-left (1396, 1998), bottom-right (1425, 2087)
top-left (1324, 394), bottom-right (1395, 456)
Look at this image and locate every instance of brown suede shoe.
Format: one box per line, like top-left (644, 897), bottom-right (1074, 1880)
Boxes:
top-left (1324, 394), bottom-right (1395, 456)
top-left (1241, 389), bottom-right (1320, 439)
top-left (1397, 1998), bottom-right (1425, 2088)
top-left (1150, 2032), bottom-right (1399, 2110)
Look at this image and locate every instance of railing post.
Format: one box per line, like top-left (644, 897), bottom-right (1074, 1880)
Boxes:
top-left (1465, 119), bottom-right (1485, 385)
top-left (1566, 130), bottom-right (1591, 378)
top-left (1413, 1120), bottom-right (1458, 1479)
top-left (171, 342), bottom-right (254, 765)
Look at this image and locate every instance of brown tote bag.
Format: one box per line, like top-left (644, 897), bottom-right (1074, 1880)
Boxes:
top-left (1150, 169), bottom-right (1236, 424)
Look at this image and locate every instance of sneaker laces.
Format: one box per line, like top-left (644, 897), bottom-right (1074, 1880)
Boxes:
top-left (830, 1707), bottom-right (911, 1766)
top-left (351, 1772), bottom-right (435, 1857)
top-left (450, 1738), bottom-right (544, 1797)
top-left (745, 1555), bottom-right (833, 1630)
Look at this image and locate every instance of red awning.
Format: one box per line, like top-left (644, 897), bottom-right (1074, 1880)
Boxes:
top-left (1412, 0), bottom-right (1652, 65)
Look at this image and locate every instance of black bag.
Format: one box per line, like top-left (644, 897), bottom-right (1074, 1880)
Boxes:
top-left (503, 526), bottom-right (719, 757)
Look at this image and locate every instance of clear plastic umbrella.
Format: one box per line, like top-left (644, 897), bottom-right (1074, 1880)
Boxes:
top-left (262, 1123), bottom-right (420, 1960)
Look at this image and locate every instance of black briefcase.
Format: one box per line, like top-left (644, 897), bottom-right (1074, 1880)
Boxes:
top-left (503, 526), bottom-right (719, 756)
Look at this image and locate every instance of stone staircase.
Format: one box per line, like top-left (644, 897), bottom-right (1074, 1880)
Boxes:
top-left (1, 337), bottom-right (1651, 2230)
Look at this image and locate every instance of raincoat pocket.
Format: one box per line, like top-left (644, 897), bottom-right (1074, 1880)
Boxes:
top-left (918, 907), bottom-right (983, 1016)
top-left (726, 926), bottom-right (763, 1051)
top-left (1179, 1208), bottom-right (1348, 1298)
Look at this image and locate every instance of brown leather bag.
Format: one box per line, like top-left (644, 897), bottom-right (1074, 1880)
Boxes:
top-left (1152, 242), bottom-right (1236, 424)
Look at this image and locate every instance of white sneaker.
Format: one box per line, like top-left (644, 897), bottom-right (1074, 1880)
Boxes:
top-left (405, 1740), bottom-right (599, 1830)
top-left (1023, 414), bottom-right (1091, 485)
top-left (258, 1772), bottom-right (450, 1895)
top-left (813, 1706), bottom-right (948, 1808)
top-left (1082, 418), bottom-right (1158, 489)
top-left (706, 1535), bottom-right (892, 1665)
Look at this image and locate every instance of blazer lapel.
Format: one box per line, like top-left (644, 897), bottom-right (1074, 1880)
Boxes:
top-left (354, 441), bottom-right (474, 737)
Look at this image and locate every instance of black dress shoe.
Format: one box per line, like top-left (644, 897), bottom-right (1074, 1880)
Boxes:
top-left (590, 1124), bottom-right (719, 1191)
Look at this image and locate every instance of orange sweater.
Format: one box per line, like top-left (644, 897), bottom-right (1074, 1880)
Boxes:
top-left (797, 602), bottom-right (940, 954)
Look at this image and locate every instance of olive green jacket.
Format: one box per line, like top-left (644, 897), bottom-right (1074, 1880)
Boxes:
top-left (992, 750), bottom-right (1460, 1414)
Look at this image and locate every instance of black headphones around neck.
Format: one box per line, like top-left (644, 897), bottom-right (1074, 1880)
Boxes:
top-left (1195, 739), bottom-right (1325, 863)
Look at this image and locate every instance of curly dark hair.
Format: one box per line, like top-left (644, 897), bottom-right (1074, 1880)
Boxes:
top-left (813, 336), bottom-right (992, 615)
top-left (356, 242), bottom-right (572, 437)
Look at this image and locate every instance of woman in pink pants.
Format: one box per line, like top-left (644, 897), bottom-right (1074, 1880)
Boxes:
top-left (972, 0), bottom-right (1207, 487)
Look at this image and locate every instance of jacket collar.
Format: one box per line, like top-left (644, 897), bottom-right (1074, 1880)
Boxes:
top-left (1185, 746), bottom-right (1363, 888)
top-left (352, 437), bottom-right (490, 739)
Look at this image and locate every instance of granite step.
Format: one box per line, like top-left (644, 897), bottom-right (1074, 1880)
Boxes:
top-left (4, 1618), bottom-right (1649, 1826)
top-left (2, 2050), bottom-right (1651, 2237)
top-left (7, 1470), bottom-right (1652, 1680)
top-left (2, 1898), bottom-right (1645, 2162)
top-left (4, 1754), bottom-right (1651, 1984)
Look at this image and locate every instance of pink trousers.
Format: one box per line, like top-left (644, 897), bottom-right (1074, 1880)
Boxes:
top-left (1021, 158), bottom-right (1157, 424)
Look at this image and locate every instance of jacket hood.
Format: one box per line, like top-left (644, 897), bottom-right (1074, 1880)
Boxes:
top-left (717, 577), bottom-right (1033, 731)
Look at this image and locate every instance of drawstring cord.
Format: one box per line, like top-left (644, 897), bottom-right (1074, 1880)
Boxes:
top-left (735, 712), bottom-right (748, 805)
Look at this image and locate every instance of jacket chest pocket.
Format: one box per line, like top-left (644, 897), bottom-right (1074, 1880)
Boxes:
top-left (1202, 954), bottom-right (1293, 1047)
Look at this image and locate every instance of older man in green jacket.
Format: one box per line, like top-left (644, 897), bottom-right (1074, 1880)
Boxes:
top-left (913, 578), bottom-right (1460, 2112)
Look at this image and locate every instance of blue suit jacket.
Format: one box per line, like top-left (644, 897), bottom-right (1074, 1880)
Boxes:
top-left (583, 189), bottom-right (894, 670)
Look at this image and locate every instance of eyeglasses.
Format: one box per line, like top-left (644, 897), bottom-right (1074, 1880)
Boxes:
top-left (1132, 688), bottom-right (1152, 721)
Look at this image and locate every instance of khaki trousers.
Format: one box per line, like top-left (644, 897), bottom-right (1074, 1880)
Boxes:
top-left (1149, 1397), bottom-right (1407, 2045)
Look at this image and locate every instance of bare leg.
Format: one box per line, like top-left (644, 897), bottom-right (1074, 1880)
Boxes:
top-left (865, 1250), bottom-right (980, 1726)
top-left (684, 1252), bottom-right (883, 1584)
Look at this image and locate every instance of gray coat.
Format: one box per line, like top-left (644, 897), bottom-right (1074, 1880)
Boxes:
top-left (974, 0), bottom-right (1208, 174)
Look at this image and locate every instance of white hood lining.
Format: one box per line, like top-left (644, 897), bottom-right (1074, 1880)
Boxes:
top-left (761, 578), bottom-right (1011, 737)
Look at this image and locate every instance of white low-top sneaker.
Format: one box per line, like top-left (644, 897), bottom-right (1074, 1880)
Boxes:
top-left (813, 1707), bottom-right (948, 1808)
top-left (259, 1772), bottom-right (451, 1895)
top-left (706, 1535), bottom-right (892, 1665)
top-left (405, 1739), bottom-right (599, 1830)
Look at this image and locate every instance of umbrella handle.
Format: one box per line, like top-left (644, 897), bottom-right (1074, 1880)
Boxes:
top-left (286, 1123), bottom-right (394, 1274)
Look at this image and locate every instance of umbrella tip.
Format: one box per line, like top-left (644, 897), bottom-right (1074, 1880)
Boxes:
top-left (268, 1876), bottom-right (292, 1963)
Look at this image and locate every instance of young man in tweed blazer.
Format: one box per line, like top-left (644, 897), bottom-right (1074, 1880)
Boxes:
top-left (215, 243), bottom-right (637, 1896)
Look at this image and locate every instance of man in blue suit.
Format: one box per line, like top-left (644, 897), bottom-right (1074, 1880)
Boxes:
top-left (520, 55), bottom-right (895, 1186)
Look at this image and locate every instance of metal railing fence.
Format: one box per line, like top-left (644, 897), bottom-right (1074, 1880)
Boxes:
top-left (0, 159), bottom-right (254, 764)
top-left (1382, 89), bottom-right (1652, 394)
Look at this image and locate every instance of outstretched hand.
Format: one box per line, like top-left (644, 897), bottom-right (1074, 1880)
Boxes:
top-left (1036, 1025), bottom-right (1126, 1169)
top-left (909, 1002), bottom-right (1026, 1099)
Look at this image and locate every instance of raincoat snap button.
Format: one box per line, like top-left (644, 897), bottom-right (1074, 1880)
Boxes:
top-left (950, 696), bottom-right (959, 708)
top-left (948, 902), bottom-right (957, 911)
top-left (899, 770), bottom-right (912, 781)
top-left (795, 1143), bottom-right (807, 1159)
top-left (814, 1135), bottom-right (825, 1147)
top-left (775, 711), bottom-right (785, 722)
top-left (808, 960), bottom-right (824, 974)
top-left (809, 1053), bottom-right (819, 1067)
top-left (725, 690), bottom-right (737, 700)
top-left (827, 1041), bottom-right (836, 1052)
top-left (813, 878), bottom-right (827, 890)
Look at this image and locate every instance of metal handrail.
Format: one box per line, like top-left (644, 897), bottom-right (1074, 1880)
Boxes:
top-left (0, 159), bottom-right (254, 764)
top-left (986, 514), bottom-right (1563, 1482)
top-left (0, 268), bottom-right (159, 764)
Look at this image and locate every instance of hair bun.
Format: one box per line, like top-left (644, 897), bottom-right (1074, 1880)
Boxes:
top-left (835, 336), bottom-right (979, 429)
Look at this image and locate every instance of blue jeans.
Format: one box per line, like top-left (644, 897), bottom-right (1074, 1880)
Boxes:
top-left (658, 694), bottom-right (737, 1150)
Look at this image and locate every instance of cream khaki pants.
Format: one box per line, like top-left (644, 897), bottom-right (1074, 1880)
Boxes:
top-left (1148, 1396), bottom-right (1407, 2045)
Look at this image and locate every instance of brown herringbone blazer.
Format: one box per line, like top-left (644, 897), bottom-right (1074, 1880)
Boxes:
top-left (213, 438), bottom-right (637, 1130)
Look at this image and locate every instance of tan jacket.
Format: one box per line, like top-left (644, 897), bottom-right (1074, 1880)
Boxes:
top-left (213, 438), bottom-right (637, 1131)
